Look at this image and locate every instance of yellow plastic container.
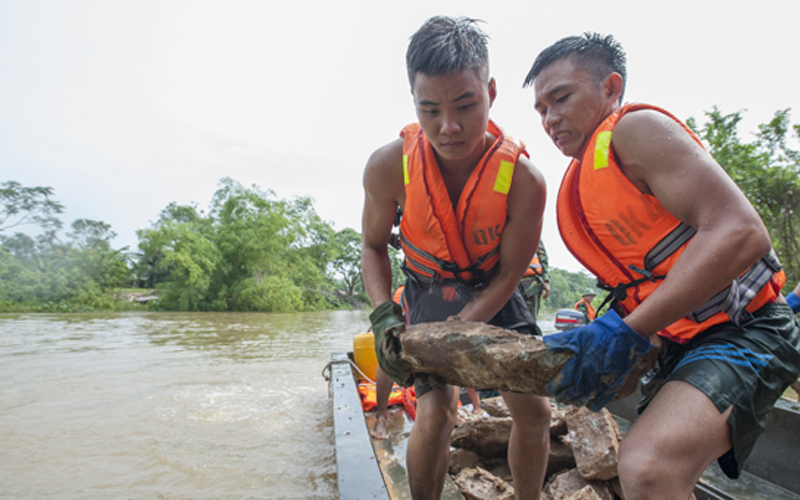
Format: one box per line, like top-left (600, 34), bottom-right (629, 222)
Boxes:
top-left (353, 331), bottom-right (378, 382)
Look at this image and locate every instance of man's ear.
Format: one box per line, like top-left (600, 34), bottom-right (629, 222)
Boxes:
top-left (604, 72), bottom-right (623, 104)
top-left (488, 77), bottom-right (497, 106)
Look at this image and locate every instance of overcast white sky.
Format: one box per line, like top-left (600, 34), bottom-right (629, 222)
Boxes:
top-left (2, 0), bottom-right (799, 273)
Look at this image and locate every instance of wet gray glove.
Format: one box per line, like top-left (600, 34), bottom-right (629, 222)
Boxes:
top-left (369, 300), bottom-right (414, 387)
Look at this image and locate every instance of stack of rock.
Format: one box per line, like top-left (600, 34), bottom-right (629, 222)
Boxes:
top-left (449, 397), bottom-right (625, 500)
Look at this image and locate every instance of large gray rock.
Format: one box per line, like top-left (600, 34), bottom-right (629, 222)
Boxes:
top-left (564, 407), bottom-right (621, 481)
top-left (450, 417), bottom-right (513, 457)
top-left (453, 467), bottom-right (515, 500)
top-left (399, 320), bottom-right (655, 402)
top-left (541, 469), bottom-right (614, 500)
top-left (449, 447), bottom-right (480, 475)
top-left (548, 436), bottom-right (577, 477)
top-left (399, 321), bottom-right (568, 395)
top-left (482, 396), bottom-right (510, 418)
top-left (564, 485), bottom-right (605, 500)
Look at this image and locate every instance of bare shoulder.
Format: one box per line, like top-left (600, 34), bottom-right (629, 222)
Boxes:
top-left (508, 153), bottom-right (547, 217)
top-left (612, 108), bottom-right (715, 194)
top-left (612, 107), bottom-right (753, 228)
top-left (512, 154), bottom-right (546, 191)
top-left (365, 138), bottom-right (403, 175)
top-left (613, 108), bottom-right (701, 158)
top-left (363, 138), bottom-right (404, 197)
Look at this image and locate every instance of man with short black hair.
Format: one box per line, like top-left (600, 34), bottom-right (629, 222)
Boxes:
top-left (363, 16), bottom-right (549, 499)
top-left (525, 33), bottom-right (800, 500)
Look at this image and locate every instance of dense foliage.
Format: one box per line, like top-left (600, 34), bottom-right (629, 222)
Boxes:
top-left (1, 107), bottom-right (797, 313)
top-left (541, 268), bottom-right (597, 312)
top-left (688, 108), bottom-right (800, 285)
top-left (0, 215), bottom-right (129, 311)
top-left (133, 178), bottom-right (377, 311)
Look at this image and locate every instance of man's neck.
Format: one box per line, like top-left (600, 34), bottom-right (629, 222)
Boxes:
top-left (435, 131), bottom-right (494, 209)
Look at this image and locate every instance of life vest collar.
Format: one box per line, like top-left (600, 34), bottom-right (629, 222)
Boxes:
top-left (399, 120), bottom-right (526, 288)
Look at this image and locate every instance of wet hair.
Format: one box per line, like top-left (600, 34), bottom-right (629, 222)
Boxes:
top-left (406, 16), bottom-right (490, 88)
top-left (523, 32), bottom-right (627, 102)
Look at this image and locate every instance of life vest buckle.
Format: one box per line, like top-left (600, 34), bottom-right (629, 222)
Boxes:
top-left (439, 261), bottom-right (461, 274)
top-left (628, 264), bottom-right (656, 281)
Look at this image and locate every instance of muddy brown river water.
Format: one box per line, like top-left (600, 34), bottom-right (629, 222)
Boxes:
top-left (0, 310), bottom-right (374, 499)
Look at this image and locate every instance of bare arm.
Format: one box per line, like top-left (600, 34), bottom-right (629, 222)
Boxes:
top-left (612, 110), bottom-right (771, 337)
top-left (457, 155), bottom-right (547, 322)
top-left (361, 138), bottom-right (405, 308)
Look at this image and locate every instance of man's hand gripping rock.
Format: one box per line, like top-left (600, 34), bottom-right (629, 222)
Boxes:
top-left (543, 309), bottom-right (655, 411)
top-left (369, 300), bottom-right (414, 387)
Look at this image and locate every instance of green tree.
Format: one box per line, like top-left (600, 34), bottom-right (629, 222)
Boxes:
top-left (0, 181), bottom-right (64, 233)
top-left (331, 228), bottom-right (362, 296)
top-left (206, 178), bottom-right (334, 312)
top-left (137, 211), bottom-right (219, 311)
top-left (137, 178), bottom-right (340, 312)
top-left (689, 108), bottom-right (800, 284)
top-left (66, 219), bottom-right (129, 291)
top-left (132, 202), bottom-right (203, 288)
top-left (543, 268), bottom-right (596, 311)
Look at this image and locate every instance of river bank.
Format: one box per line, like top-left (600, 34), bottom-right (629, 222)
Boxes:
top-left (0, 288), bottom-right (373, 314)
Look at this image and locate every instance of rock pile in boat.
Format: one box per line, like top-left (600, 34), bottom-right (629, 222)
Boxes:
top-left (399, 320), bottom-right (656, 401)
top-left (449, 397), bottom-right (625, 500)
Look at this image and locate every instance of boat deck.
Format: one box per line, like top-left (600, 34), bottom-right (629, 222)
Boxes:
top-left (367, 407), bottom-right (464, 499)
top-left (329, 352), bottom-right (462, 500)
top-left (331, 352), bottom-right (800, 499)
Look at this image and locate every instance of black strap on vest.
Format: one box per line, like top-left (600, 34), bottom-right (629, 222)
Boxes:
top-left (595, 265), bottom-right (666, 317)
top-left (400, 231), bottom-right (498, 289)
top-left (595, 221), bottom-right (782, 328)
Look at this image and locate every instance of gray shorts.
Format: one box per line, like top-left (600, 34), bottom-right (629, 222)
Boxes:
top-left (637, 303), bottom-right (800, 478)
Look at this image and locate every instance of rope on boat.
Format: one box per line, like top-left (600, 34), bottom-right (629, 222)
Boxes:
top-left (321, 359), bottom-right (376, 385)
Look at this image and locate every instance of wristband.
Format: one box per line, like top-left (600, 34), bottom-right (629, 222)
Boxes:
top-left (787, 291), bottom-right (800, 313)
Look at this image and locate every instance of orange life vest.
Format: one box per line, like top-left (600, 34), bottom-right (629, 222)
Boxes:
top-left (523, 255), bottom-right (543, 277)
top-left (402, 386), bottom-right (417, 421)
top-left (358, 381), bottom-right (404, 412)
top-left (392, 285), bottom-right (405, 305)
top-left (557, 103), bottom-right (784, 343)
top-left (399, 120), bottom-right (529, 287)
top-left (574, 298), bottom-right (596, 321)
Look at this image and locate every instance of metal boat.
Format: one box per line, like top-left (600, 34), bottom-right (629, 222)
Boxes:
top-left (554, 308), bottom-right (586, 331)
top-left (326, 352), bottom-right (463, 499)
top-left (328, 350), bottom-right (800, 499)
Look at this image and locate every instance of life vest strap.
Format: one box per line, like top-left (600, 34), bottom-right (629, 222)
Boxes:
top-left (400, 231), bottom-right (499, 288)
top-left (598, 250), bottom-right (782, 328)
top-left (402, 258), bottom-right (437, 286)
top-left (597, 222), bottom-right (692, 314)
top-left (596, 266), bottom-right (666, 316)
top-left (644, 222), bottom-right (696, 271)
top-left (688, 250), bottom-right (782, 326)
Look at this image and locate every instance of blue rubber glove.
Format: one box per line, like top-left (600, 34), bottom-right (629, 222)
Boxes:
top-left (543, 310), bottom-right (654, 411)
top-left (787, 291), bottom-right (800, 314)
